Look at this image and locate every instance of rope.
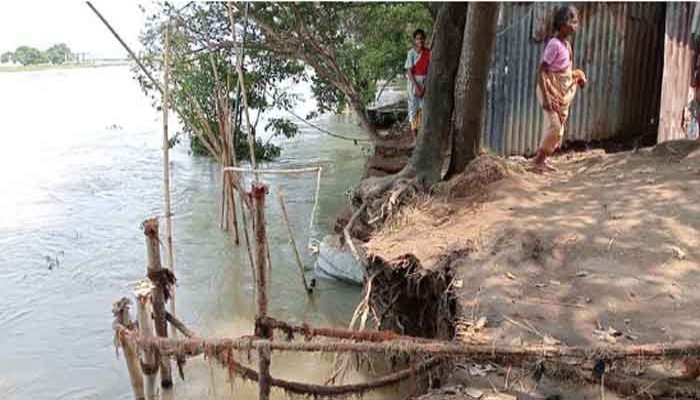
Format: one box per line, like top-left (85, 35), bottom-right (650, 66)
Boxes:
top-left (283, 106), bottom-right (373, 143)
top-left (221, 165), bottom-right (323, 234)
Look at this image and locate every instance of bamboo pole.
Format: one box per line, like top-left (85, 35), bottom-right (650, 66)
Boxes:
top-left (142, 218), bottom-right (173, 388)
top-left (134, 280), bottom-right (158, 400)
top-left (222, 166), bottom-right (322, 174)
top-left (276, 189), bottom-right (311, 294)
top-left (251, 182), bottom-right (271, 400)
top-left (86, 2), bottom-right (160, 95)
top-left (227, 2), bottom-right (258, 180)
top-left (113, 298), bottom-right (145, 400)
top-left (223, 165), bottom-right (324, 236)
top-left (310, 167), bottom-right (322, 230)
top-left (237, 182), bottom-right (257, 294)
top-left (116, 330), bottom-right (700, 363)
top-left (161, 22), bottom-right (178, 340)
top-left (209, 52), bottom-right (240, 246)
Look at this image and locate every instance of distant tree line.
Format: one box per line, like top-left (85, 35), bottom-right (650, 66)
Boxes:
top-left (1, 43), bottom-right (73, 66)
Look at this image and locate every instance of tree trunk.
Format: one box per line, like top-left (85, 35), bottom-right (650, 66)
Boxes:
top-left (347, 91), bottom-right (380, 143)
top-left (448, 3), bottom-right (500, 176)
top-left (407, 2), bottom-right (468, 189)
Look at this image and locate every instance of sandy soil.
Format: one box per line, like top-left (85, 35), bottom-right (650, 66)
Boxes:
top-left (366, 140), bottom-right (700, 399)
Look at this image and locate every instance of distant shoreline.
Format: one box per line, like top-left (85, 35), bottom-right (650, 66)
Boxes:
top-left (0, 62), bottom-right (130, 73)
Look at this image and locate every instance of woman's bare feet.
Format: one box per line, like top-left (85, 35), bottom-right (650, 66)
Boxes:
top-left (543, 160), bottom-right (558, 172)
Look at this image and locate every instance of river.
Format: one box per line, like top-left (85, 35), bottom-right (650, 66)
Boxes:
top-left (0, 65), bottom-right (375, 399)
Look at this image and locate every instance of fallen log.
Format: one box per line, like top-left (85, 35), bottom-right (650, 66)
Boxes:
top-left (258, 316), bottom-right (437, 344)
top-left (115, 325), bottom-right (700, 364)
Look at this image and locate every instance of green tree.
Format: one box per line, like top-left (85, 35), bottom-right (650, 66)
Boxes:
top-left (45, 43), bottom-right (72, 64)
top-left (0, 51), bottom-right (13, 64)
top-left (357, 3), bottom-right (500, 199)
top-left (242, 2), bottom-right (433, 142)
top-left (13, 46), bottom-right (47, 66)
top-left (137, 2), bottom-right (304, 161)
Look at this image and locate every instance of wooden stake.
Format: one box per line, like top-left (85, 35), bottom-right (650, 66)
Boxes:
top-left (276, 188), bottom-right (312, 295)
top-left (251, 181), bottom-right (272, 400)
top-left (113, 298), bottom-right (145, 400)
top-left (259, 342), bottom-right (272, 400)
top-left (161, 22), bottom-right (178, 340)
top-left (310, 167), bottom-right (322, 230)
top-left (251, 183), bottom-right (269, 330)
top-left (135, 280), bottom-right (158, 400)
top-left (142, 218), bottom-right (173, 388)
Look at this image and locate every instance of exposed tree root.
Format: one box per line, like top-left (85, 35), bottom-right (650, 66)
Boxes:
top-left (365, 254), bottom-right (458, 339)
top-left (227, 356), bottom-right (444, 398)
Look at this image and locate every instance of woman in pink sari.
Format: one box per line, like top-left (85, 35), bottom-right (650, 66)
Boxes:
top-left (532, 6), bottom-right (587, 172)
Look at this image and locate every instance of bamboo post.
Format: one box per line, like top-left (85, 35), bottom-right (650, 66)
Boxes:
top-left (276, 189), bottom-right (312, 294)
top-left (142, 218), bottom-right (173, 388)
top-left (251, 182), bottom-right (271, 400)
top-left (310, 167), bottom-right (322, 230)
top-left (113, 298), bottom-right (145, 400)
top-left (161, 22), bottom-right (178, 340)
top-left (238, 185), bottom-right (258, 294)
top-left (252, 183), bottom-right (270, 330)
top-left (227, 2), bottom-right (258, 180)
top-left (135, 280), bottom-right (158, 400)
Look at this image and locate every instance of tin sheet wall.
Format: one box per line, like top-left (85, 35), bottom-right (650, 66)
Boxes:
top-left (482, 3), bottom-right (665, 156)
top-left (658, 2), bottom-right (697, 142)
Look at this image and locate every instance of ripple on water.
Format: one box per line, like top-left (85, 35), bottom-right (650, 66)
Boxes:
top-left (1, 66), bottom-right (367, 399)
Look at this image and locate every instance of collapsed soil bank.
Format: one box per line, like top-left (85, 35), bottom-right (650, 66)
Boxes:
top-left (361, 140), bottom-right (700, 399)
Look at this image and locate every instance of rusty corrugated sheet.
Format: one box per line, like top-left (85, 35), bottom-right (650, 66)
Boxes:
top-left (482, 3), bottom-right (665, 156)
top-left (658, 2), bottom-right (697, 142)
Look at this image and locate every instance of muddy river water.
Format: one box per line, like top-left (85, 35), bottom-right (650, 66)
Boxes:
top-left (0, 65), bottom-right (389, 399)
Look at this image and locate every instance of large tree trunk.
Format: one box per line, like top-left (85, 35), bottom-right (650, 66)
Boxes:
top-left (408, 2), bottom-right (469, 189)
top-left (448, 3), bottom-right (500, 176)
top-left (347, 91), bottom-right (380, 143)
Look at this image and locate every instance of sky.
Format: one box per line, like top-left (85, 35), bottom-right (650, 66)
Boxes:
top-left (0, 1), bottom-right (162, 59)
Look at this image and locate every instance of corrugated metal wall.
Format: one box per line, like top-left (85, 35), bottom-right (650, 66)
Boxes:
top-left (658, 2), bottom-right (697, 142)
top-left (619, 3), bottom-right (665, 138)
top-left (482, 3), bottom-right (665, 156)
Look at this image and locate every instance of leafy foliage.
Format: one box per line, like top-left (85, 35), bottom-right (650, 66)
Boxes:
top-left (12, 46), bottom-right (48, 66)
top-left (2, 43), bottom-right (73, 65)
top-left (45, 43), bottom-right (72, 65)
top-left (136, 1), bottom-right (433, 154)
top-left (136, 2), bottom-right (304, 161)
top-left (245, 2), bottom-right (433, 125)
top-left (1, 51), bottom-right (13, 64)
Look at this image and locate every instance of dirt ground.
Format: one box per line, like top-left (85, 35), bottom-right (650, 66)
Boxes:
top-left (366, 140), bottom-right (700, 399)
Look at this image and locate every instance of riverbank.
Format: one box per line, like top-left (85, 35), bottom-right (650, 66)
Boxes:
top-left (364, 140), bottom-right (700, 399)
top-left (0, 61), bottom-right (128, 73)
